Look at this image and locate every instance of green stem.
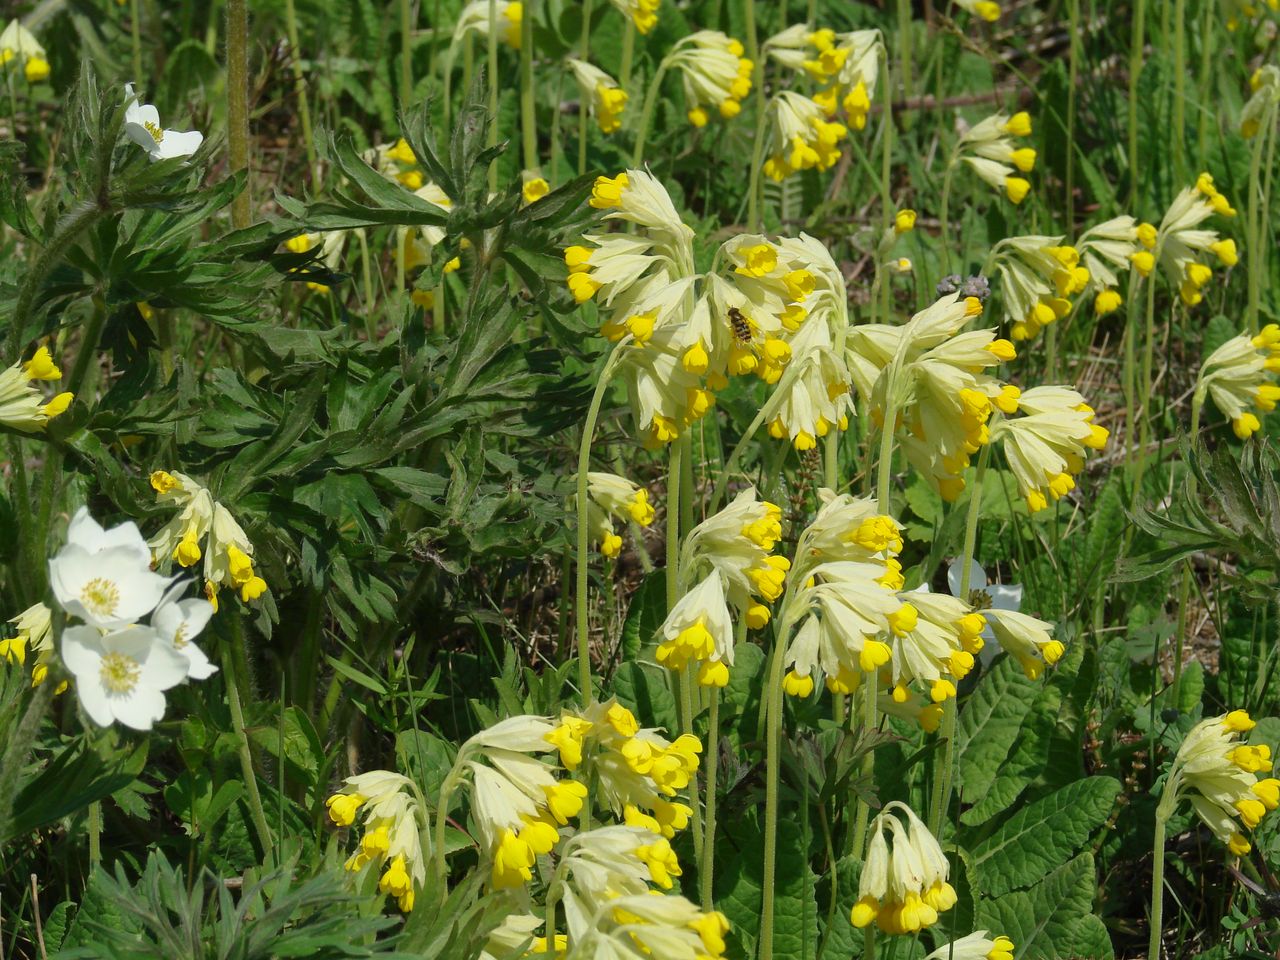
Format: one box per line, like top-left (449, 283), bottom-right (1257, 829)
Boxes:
top-left (8, 202), bottom-right (106, 359)
top-left (1124, 273), bottom-right (1140, 469)
top-left (433, 768), bottom-right (461, 895)
top-left (1170, 397), bottom-right (1203, 715)
top-left (938, 160), bottom-right (956, 277)
top-left (1246, 111), bottom-right (1267, 333)
top-left (401, 0), bottom-right (414, 110)
top-left (708, 362), bottom-right (804, 513)
top-left (745, 0), bottom-right (764, 230)
top-left (520, 0), bottom-right (536, 171)
top-left (759, 617), bottom-right (788, 960)
top-left (487, 0), bottom-right (499, 193)
top-left (630, 60), bottom-right (670, 167)
top-left (928, 442), bottom-right (990, 836)
top-left (577, 0), bottom-right (595, 175)
top-left (875, 373), bottom-right (899, 514)
top-left (896, 0), bottom-right (912, 105)
top-left (863, 926), bottom-right (876, 960)
top-left (285, 0), bottom-right (319, 186)
top-left (576, 343), bottom-right (629, 705)
top-left (1132, 249), bottom-right (1161, 496)
top-left (1172, 0), bottom-right (1186, 187)
top-left (227, 0), bottom-right (251, 229)
top-left (848, 660), bottom-right (878, 858)
top-left (130, 0), bottom-right (143, 85)
top-left (1194, 0), bottom-right (1214, 169)
top-left (221, 637), bottom-right (273, 853)
top-left (677, 669), bottom-right (704, 859)
top-left (1065, 0), bottom-right (1078, 236)
top-left (619, 21), bottom-right (635, 94)
top-left (700, 685), bottom-right (720, 911)
top-left (1148, 813), bottom-right (1167, 960)
top-left (1127, 0), bottom-right (1147, 205)
top-left (87, 802), bottom-right (101, 864)
top-left (665, 438), bottom-right (683, 613)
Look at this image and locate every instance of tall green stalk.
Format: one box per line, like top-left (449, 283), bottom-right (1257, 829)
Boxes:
top-left (1169, 397), bottom-right (1204, 714)
top-left (577, 0), bottom-right (595, 175)
top-left (227, 0), bottom-right (251, 229)
top-left (1172, 0), bottom-right (1186, 187)
top-left (221, 626), bottom-right (273, 854)
top-left (1127, 0), bottom-right (1147, 205)
top-left (938, 159), bottom-right (957, 276)
top-left (575, 343), bottom-right (629, 705)
top-left (700, 683), bottom-right (722, 911)
top-left (758, 608), bottom-right (790, 960)
top-left (401, 0), bottom-right (414, 110)
top-left (520, 0), bottom-right (536, 171)
top-left (928, 441), bottom-right (990, 836)
top-left (1245, 106), bottom-right (1272, 332)
top-left (896, 0), bottom-right (912, 106)
top-left (745, 0), bottom-right (765, 231)
top-left (619, 21), bottom-right (636, 94)
top-left (284, 0), bottom-right (318, 186)
top-left (487, 0), bottom-right (500, 193)
top-left (631, 59), bottom-right (671, 166)
top-left (1065, 0), bottom-right (1079, 233)
top-left (130, 0), bottom-right (143, 85)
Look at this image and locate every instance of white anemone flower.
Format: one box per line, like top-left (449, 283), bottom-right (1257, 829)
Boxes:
top-left (946, 558), bottom-right (1021, 641)
top-left (61, 624), bottom-right (190, 730)
top-left (150, 583), bottom-right (217, 680)
top-left (124, 84), bottom-right (204, 161)
top-left (50, 508), bottom-right (173, 630)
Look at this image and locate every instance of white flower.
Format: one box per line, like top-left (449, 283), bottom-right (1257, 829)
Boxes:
top-left (50, 507), bottom-right (172, 630)
top-left (124, 84), bottom-right (204, 161)
top-left (947, 558), bottom-right (1021, 648)
top-left (151, 583), bottom-right (217, 680)
top-left (61, 624), bottom-right (190, 730)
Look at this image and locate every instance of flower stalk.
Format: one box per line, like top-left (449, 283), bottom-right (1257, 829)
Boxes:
top-left (227, 0), bottom-right (251, 229)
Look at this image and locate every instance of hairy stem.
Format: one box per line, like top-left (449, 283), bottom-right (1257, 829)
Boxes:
top-left (227, 0), bottom-right (251, 229)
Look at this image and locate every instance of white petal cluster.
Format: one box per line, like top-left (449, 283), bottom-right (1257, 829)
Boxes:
top-left (50, 507), bottom-right (215, 730)
top-left (851, 801), bottom-right (957, 934)
top-left (124, 84), bottom-right (203, 161)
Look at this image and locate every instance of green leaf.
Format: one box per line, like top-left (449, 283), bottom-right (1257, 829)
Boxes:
top-left (974, 854), bottom-right (1114, 959)
top-left (956, 657), bottom-right (1040, 803)
top-left (324, 654), bottom-right (389, 695)
top-left (620, 570), bottom-right (666, 661)
top-left (969, 777), bottom-right (1121, 897)
top-left (8, 738), bottom-right (148, 843)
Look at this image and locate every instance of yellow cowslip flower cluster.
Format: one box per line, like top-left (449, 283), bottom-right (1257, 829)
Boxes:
top-left (566, 171), bottom-right (706, 445)
top-left (3, 603), bottom-right (66, 693)
top-left (444, 715), bottom-right (590, 890)
top-left (1161, 710), bottom-right (1278, 856)
top-left (544, 699), bottom-right (700, 834)
top-left (148, 471), bottom-right (267, 609)
top-left (567, 59), bottom-right (627, 135)
top-left (925, 932), bottom-right (1017, 960)
top-left (989, 386), bottom-right (1109, 513)
top-left (1241, 66), bottom-right (1279, 139)
top-left (953, 0), bottom-right (1002, 20)
top-left (453, 0), bottom-right (523, 50)
top-left (0, 347), bottom-right (73, 433)
top-left (1076, 216), bottom-right (1145, 317)
top-left (765, 26), bottom-right (882, 130)
top-left (664, 31), bottom-right (752, 126)
top-left (678, 487), bottom-right (789, 635)
top-left (763, 91), bottom-right (847, 181)
top-left (847, 294), bottom-right (1018, 502)
top-left (1195, 324), bottom-right (1280, 439)
top-left (989, 235), bottom-right (1089, 340)
top-left (1145, 174), bottom-right (1238, 307)
top-left (657, 572), bottom-right (736, 685)
top-left (580, 471), bottom-right (655, 557)
top-left (379, 136), bottom-right (425, 191)
top-left (0, 20), bottom-right (50, 83)
top-left (325, 771), bottom-right (426, 912)
top-left (556, 825), bottom-right (729, 958)
top-left (851, 801), bottom-right (957, 935)
top-left (955, 111), bottom-right (1035, 204)
top-left (608, 0), bottom-right (660, 34)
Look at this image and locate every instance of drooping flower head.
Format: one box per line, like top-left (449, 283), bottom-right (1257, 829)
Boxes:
top-left (578, 472), bottom-right (656, 558)
top-left (608, 0), bottom-right (660, 34)
top-left (567, 59), bottom-right (628, 135)
top-left (148, 471), bottom-right (268, 608)
top-left (452, 0), bottom-right (523, 49)
top-left (925, 931), bottom-right (1017, 960)
top-left (989, 385), bottom-right (1108, 513)
top-left (989, 235), bottom-right (1088, 341)
top-left (1148, 175), bottom-right (1238, 307)
top-left (0, 346), bottom-right (73, 433)
top-left (0, 20), bottom-right (49, 82)
top-left (1196, 324), bottom-right (1280, 439)
top-left (763, 92), bottom-right (848, 181)
top-left (851, 801), bottom-right (957, 935)
top-left (1076, 216), bottom-right (1143, 317)
top-left (1161, 711), bottom-right (1278, 856)
top-left (953, 111), bottom-right (1034, 204)
top-left (326, 770), bottom-right (427, 912)
top-left (1241, 65), bottom-right (1280, 139)
top-left (664, 31), bottom-right (753, 126)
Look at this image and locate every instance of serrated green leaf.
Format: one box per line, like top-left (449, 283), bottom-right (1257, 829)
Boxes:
top-left (974, 854), bottom-right (1114, 960)
top-left (970, 777), bottom-right (1121, 897)
top-left (956, 657), bottom-right (1040, 802)
top-left (611, 661), bottom-right (679, 735)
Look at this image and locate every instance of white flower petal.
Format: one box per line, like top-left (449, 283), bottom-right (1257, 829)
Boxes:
top-left (155, 129), bottom-right (203, 159)
top-left (60, 625), bottom-right (104, 677)
top-left (138, 637), bottom-right (192, 691)
top-left (76, 679), bottom-right (116, 728)
top-left (946, 558), bottom-right (988, 596)
top-left (179, 642), bottom-right (218, 681)
top-left (112, 686), bottom-right (167, 731)
top-left (988, 583), bottom-right (1022, 611)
